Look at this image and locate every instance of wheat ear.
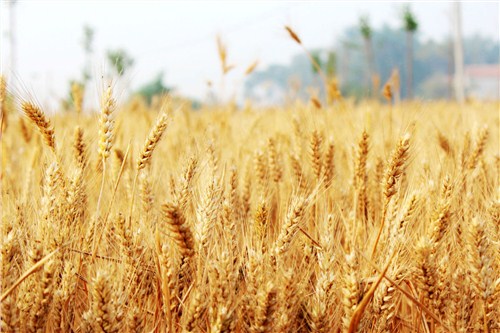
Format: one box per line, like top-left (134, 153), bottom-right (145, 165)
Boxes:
top-left (22, 102), bottom-right (56, 152)
top-left (137, 111), bottom-right (169, 171)
top-left (98, 85), bottom-right (115, 161)
top-left (372, 133), bottom-right (411, 257)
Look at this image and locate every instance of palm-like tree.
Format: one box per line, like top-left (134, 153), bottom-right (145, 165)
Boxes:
top-left (359, 15), bottom-right (375, 96)
top-left (403, 6), bottom-right (418, 99)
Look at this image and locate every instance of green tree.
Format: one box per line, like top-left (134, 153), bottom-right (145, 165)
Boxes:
top-left (359, 15), bottom-right (375, 96)
top-left (402, 5), bottom-right (418, 99)
top-left (82, 25), bottom-right (94, 83)
top-left (107, 49), bottom-right (134, 77)
top-left (310, 51), bottom-right (323, 74)
top-left (136, 73), bottom-right (172, 104)
top-left (244, 23), bottom-right (499, 102)
top-left (325, 51), bottom-right (336, 78)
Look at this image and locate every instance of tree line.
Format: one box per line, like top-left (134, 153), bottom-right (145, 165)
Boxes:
top-left (245, 8), bottom-right (499, 102)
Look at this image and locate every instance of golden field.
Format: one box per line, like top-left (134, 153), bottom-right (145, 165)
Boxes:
top-left (1, 81), bottom-right (499, 332)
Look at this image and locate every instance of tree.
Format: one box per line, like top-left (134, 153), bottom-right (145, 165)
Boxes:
top-left (81, 25), bottom-right (94, 83)
top-left (107, 49), bottom-right (134, 77)
top-left (339, 39), bottom-right (360, 92)
top-left (244, 23), bottom-right (499, 102)
top-left (402, 6), bottom-right (418, 99)
top-left (310, 51), bottom-right (323, 75)
top-left (136, 73), bottom-right (172, 105)
top-left (325, 51), bottom-right (336, 78)
top-left (359, 15), bottom-right (375, 96)
top-left (61, 25), bottom-right (94, 111)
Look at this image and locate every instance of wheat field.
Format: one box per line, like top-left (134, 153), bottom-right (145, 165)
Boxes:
top-left (1, 78), bottom-right (499, 332)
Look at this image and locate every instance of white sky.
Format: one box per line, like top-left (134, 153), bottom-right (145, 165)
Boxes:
top-left (1, 1), bottom-right (499, 107)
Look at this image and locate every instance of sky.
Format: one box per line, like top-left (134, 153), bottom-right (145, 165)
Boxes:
top-left (1, 1), bottom-right (499, 108)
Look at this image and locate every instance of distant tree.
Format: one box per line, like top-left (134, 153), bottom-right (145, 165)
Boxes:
top-left (402, 5), bottom-right (418, 99)
top-left (310, 50), bottom-right (324, 91)
top-left (81, 25), bottom-right (94, 84)
top-left (339, 39), bottom-right (359, 92)
top-left (325, 51), bottom-right (336, 77)
top-left (307, 50), bottom-right (336, 77)
top-left (244, 23), bottom-right (499, 103)
top-left (310, 51), bottom-right (323, 75)
top-left (136, 73), bottom-right (172, 105)
top-left (107, 49), bottom-right (134, 77)
top-left (359, 15), bottom-right (375, 95)
top-left (463, 35), bottom-right (500, 64)
top-left (61, 25), bottom-right (94, 111)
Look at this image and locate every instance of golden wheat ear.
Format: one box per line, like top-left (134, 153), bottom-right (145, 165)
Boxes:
top-left (22, 102), bottom-right (56, 152)
top-left (372, 133), bottom-right (411, 257)
top-left (71, 81), bottom-right (84, 114)
top-left (137, 111), bottom-right (169, 171)
top-left (98, 85), bottom-right (115, 161)
top-left (73, 126), bottom-right (87, 168)
top-left (284, 25), bottom-right (302, 45)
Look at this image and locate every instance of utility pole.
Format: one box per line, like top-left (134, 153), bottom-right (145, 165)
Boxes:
top-left (453, 2), bottom-right (465, 103)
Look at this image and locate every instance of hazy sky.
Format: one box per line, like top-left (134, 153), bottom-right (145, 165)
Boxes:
top-left (1, 1), bottom-right (499, 107)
